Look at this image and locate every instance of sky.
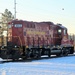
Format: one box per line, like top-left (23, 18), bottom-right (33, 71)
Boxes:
top-left (0, 0), bottom-right (75, 34)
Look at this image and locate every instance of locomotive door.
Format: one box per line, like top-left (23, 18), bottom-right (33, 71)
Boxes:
top-left (12, 24), bottom-right (23, 46)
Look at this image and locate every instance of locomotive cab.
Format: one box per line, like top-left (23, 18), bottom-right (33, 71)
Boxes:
top-left (8, 20), bottom-right (24, 47)
top-left (52, 24), bottom-right (63, 45)
top-left (56, 24), bottom-right (68, 45)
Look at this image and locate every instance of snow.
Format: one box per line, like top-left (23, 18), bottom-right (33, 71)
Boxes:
top-left (0, 54), bottom-right (75, 75)
top-left (0, 58), bottom-right (3, 61)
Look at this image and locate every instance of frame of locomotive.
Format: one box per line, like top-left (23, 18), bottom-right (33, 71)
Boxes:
top-left (0, 20), bottom-right (74, 60)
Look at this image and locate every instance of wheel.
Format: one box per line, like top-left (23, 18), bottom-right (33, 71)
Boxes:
top-left (34, 50), bottom-right (41, 59)
top-left (56, 53), bottom-right (63, 57)
top-left (63, 49), bottom-right (68, 56)
top-left (11, 50), bottom-right (21, 61)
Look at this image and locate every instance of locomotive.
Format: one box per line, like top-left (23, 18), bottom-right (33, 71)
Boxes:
top-left (0, 19), bottom-right (74, 60)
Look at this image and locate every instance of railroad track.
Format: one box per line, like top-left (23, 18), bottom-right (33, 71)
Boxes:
top-left (0, 53), bottom-right (75, 64)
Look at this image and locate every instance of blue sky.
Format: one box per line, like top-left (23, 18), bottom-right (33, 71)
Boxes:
top-left (0, 0), bottom-right (75, 33)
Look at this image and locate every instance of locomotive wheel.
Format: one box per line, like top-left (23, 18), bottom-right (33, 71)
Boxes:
top-left (33, 53), bottom-right (40, 59)
top-left (56, 53), bottom-right (63, 57)
top-left (11, 50), bottom-right (21, 61)
top-left (56, 50), bottom-right (64, 57)
top-left (63, 49), bottom-right (68, 56)
top-left (34, 50), bottom-right (41, 59)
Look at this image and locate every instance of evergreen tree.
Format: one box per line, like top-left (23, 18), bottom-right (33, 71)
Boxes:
top-left (1, 9), bottom-right (14, 30)
top-left (0, 9), bottom-right (14, 45)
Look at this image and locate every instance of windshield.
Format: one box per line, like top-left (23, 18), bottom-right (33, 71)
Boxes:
top-left (64, 29), bottom-right (67, 35)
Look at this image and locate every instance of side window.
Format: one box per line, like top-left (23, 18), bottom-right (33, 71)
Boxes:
top-left (32, 24), bottom-right (35, 28)
top-left (8, 24), bottom-right (12, 28)
top-left (26, 24), bottom-right (35, 28)
top-left (27, 24), bottom-right (30, 28)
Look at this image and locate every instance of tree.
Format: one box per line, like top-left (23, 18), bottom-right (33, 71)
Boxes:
top-left (1, 9), bottom-right (14, 30)
top-left (0, 9), bottom-right (14, 46)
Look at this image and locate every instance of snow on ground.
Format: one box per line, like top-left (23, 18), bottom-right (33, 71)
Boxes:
top-left (0, 55), bottom-right (75, 75)
top-left (0, 58), bottom-right (3, 61)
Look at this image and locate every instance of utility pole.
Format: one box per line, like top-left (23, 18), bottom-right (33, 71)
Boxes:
top-left (14, 0), bottom-right (17, 19)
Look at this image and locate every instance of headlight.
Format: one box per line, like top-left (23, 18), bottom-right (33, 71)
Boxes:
top-left (15, 45), bottom-right (17, 48)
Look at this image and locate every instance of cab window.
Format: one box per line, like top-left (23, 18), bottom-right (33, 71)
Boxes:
top-left (14, 24), bottom-right (22, 28)
top-left (64, 29), bottom-right (67, 35)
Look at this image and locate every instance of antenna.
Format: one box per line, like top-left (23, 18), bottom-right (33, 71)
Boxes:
top-left (14, 0), bottom-right (17, 19)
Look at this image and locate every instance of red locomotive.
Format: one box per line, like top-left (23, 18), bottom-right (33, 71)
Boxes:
top-left (0, 20), bottom-right (74, 60)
